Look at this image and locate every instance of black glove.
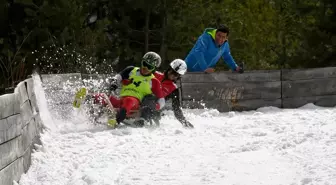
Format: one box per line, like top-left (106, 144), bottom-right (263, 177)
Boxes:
top-left (104, 77), bottom-right (118, 92)
top-left (237, 67), bottom-right (244, 74)
top-left (236, 62), bottom-right (244, 74)
top-left (109, 82), bottom-right (118, 92)
top-left (181, 120), bottom-right (194, 128)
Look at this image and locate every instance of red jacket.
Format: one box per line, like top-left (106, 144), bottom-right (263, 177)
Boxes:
top-left (154, 71), bottom-right (177, 98)
top-left (153, 71), bottom-right (192, 127)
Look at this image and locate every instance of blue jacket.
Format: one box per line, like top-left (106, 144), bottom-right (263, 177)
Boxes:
top-left (185, 28), bottom-right (238, 72)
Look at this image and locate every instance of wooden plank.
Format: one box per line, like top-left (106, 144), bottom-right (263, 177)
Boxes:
top-left (0, 115), bottom-right (21, 145)
top-left (34, 114), bottom-right (44, 133)
top-left (81, 74), bottom-right (113, 80)
top-left (283, 95), bottom-right (336, 108)
top-left (41, 73), bottom-right (82, 84)
top-left (44, 90), bottom-right (74, 105)
top-left (81, 74), bottom-right (111, 90)
top-left (182, 70), bottom-right (280, 83)
top-left (21, 118), bottom-right (37, 154)
top-left (14, 81), bottom-right (29, 107)
top-left (0, 157), bottom-right (24, 185)
top-left (25, 78), bottom-right (34, 99)
top-left (182, 98), bottom-right (281, 112)
top-left (20, 100), bottom-right (33, 126)
top-left (22, 144), bottom-right (32, 173)
top-left (282, 67), bottom-right (336, 81)
top-left (0, 135), bottom-right (21, 171)
top-left (0, 94), bottom-right (16, 119)
top-left (181, 81), bottom-right (281, 100)
top-left (41, 73), bottom-right (83, 92)
top-left (282, 78), bottom-right (336, 98)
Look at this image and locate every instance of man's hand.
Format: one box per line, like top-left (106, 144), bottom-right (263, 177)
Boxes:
top-left (103, 77), bottom-right (119, 93)
top-left (109, 82), bottom-right (118, 92)
top-left (101, 81), bottom-right (118, 94)
top-left (235, 66), bottom-right (244, 74)
top-left (204, 68), bottom-right (215, 73)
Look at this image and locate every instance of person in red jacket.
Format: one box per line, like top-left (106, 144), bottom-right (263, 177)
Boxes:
top-left (92, 51), bottom-right (165, 125)
top-left (139, 59), bottom-right (194, 128)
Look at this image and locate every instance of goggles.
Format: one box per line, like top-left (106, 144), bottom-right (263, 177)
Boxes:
top-left (141, 60), bottom-right (155, 71)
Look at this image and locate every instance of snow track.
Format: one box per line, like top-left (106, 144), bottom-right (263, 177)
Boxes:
top-left (18, 75), bottom-right (336, 185)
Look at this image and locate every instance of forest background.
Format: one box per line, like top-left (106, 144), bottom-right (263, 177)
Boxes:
top-left (0, 0), bottom-right (335, 93)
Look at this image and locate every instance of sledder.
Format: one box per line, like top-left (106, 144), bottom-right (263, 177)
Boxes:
top-left (73, 51), bottom-right (165, 128)
top-left (137, 59), bottom-right (194, 128)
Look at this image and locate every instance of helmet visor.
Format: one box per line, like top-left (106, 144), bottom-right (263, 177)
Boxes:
top-left (141, 59), bottom-right (155, 71)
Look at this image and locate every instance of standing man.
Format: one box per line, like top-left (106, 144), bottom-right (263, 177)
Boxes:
top-left (185, 24), bottom-right (244, 73)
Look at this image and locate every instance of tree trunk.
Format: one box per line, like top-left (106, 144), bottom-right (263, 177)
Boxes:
top-left (144, 5), bottom-right (150, 53)
top-left (160, 0), bottom-right (167, 65)
top-left (282, 31), bottom-right (286, 68)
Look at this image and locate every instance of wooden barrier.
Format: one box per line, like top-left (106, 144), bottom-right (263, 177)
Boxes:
top-left (38, 66), bottom-right (336, 113)
top-left (180, 70), bottom-right (282, 112)
top-left (180, 67), bottom-right (336, 111)
top-left (0, 79), bottom-right (43, 185)
top-left (281, 67), bottom-right (336, 108)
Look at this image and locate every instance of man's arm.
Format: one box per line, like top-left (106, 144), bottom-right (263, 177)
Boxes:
top-left (168, 88), bottom-right (194, 128)
top-left (114, 66), bottom-right (135, 83)
top-left (192, 34), bottom-right (210, 71)
top-left (104, 66), bottom-right (134, 92)
top-left (221, 43), bottom-right (238, 71)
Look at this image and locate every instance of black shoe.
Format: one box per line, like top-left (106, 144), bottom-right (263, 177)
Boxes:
top-left (133, 119), bottom-right (145, 127)
top-left (116, 108), bottom-right (127, 123)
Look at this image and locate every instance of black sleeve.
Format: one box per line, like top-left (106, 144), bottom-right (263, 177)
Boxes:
top-left (118, 66), bottom-right (134, 80)
top-left (169, 88), bottom-right (187, 124)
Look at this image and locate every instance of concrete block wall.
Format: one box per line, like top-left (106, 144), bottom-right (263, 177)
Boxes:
top-left (0, 78), bottom-right (44, 185)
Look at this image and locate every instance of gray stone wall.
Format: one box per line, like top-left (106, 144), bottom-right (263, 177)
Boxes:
top-left (0, 78), bottom-right (43, 185)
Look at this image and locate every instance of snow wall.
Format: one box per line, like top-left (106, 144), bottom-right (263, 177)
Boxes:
top-left (0, 78), bottom-right (43, 185)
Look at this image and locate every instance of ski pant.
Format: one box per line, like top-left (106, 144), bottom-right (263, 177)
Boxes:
top-left (93, 94), bottom-right (140, 117)
top-left (140, 95), bottom-right (161, 121)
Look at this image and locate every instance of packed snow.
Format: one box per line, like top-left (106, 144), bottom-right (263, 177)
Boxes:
top-left (18, 74), bottom-right (336, 185)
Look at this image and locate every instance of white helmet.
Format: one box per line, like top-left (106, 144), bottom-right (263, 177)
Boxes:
top-left (142, 51), bottom-right (161, 68)
top-left (170, 59), bottom-right (187, 75)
